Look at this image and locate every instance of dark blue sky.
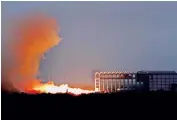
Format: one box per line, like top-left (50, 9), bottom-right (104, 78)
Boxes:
top-left (2, 2), bottom-right (177, 88)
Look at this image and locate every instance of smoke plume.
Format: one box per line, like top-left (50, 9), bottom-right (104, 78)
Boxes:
top-left (2, 13), bottom-right (61, 92)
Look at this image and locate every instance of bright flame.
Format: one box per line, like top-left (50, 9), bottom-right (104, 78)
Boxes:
top-left (2, 13), bottom-right (95, 95)
top-left (27, 81), bottom-right (95, 95)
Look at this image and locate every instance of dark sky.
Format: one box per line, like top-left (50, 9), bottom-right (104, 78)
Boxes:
top-left (2, 2), bottom-right (177, 88)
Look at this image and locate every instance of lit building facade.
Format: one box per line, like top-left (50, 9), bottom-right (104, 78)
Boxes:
top-left (95, 71), bottom-right (177, 92)
top-left (95, 71), bottom-right (141, 92)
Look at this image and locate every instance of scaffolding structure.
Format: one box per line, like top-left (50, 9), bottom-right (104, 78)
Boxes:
top-left (95, 71), bottom-right (137, 92)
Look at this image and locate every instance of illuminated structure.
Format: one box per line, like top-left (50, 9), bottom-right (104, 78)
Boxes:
top-left (94, 71), bottom-right (177, 92)
top-left (94, 71), bottom-right (139, 92)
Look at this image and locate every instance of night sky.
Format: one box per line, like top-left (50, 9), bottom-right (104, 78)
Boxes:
top-left (2, 2), bottom-right (177, 89)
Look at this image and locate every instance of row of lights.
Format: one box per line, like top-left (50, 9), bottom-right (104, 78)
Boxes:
top-left (95, 71), bottom-right (136, 75)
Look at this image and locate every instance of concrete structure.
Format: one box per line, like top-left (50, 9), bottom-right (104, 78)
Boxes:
top-left (94, 71), bottom-right (177, 92)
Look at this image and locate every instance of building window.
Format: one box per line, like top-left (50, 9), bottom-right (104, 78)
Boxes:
top-left (162, 80), bottom-right (166, 84)
top-left (174, 79), bottom-right (177, 83)
top-left (175, 75), bottom-right (177, 79)
top-left (166, 75), bottom-right (170, 79)
top-left (133, 79), bottom-right (136, 84)
top-left (170, 79), bottom-right (173, 83)
top-left (163, 75), bottom-right (165, 79)
top-left (153, 75), bottom-right (156, 79)
top-left (170, 75), bottom-right (173, 79)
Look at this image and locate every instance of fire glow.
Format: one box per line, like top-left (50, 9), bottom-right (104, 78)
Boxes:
top-left (2, 13), bottom-right (95, 95)
top-left (27, 82), bottom-right (95, 95)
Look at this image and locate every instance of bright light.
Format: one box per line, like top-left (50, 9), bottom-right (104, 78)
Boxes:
top-left (27, 82), bottom-right (95, 95)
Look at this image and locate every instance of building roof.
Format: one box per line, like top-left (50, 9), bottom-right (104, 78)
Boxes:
top-left (137, 71), bottom-right (177, 74)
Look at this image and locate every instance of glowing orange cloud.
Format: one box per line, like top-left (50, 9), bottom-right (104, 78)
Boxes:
top-left (2, 13), bottom-right (95, 95)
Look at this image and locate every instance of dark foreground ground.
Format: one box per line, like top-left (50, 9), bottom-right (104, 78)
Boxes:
top-left (2, 91), bottom-right (177, 120)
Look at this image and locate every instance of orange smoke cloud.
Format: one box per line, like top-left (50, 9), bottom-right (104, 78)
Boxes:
top-left (2, 13), bottom-right (95, 95)
top-left (2, 13), bottom-right (61, 92)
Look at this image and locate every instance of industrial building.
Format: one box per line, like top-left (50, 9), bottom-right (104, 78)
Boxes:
top-left (94, 71), bottom-right (141, 92)
top-left (94, 71), bottom-right (177, 92)
top-left (137, 71), bottom-right (177, 92)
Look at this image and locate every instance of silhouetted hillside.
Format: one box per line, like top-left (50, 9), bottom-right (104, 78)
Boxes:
top-left (2, 91), bottom-right (177, 120)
